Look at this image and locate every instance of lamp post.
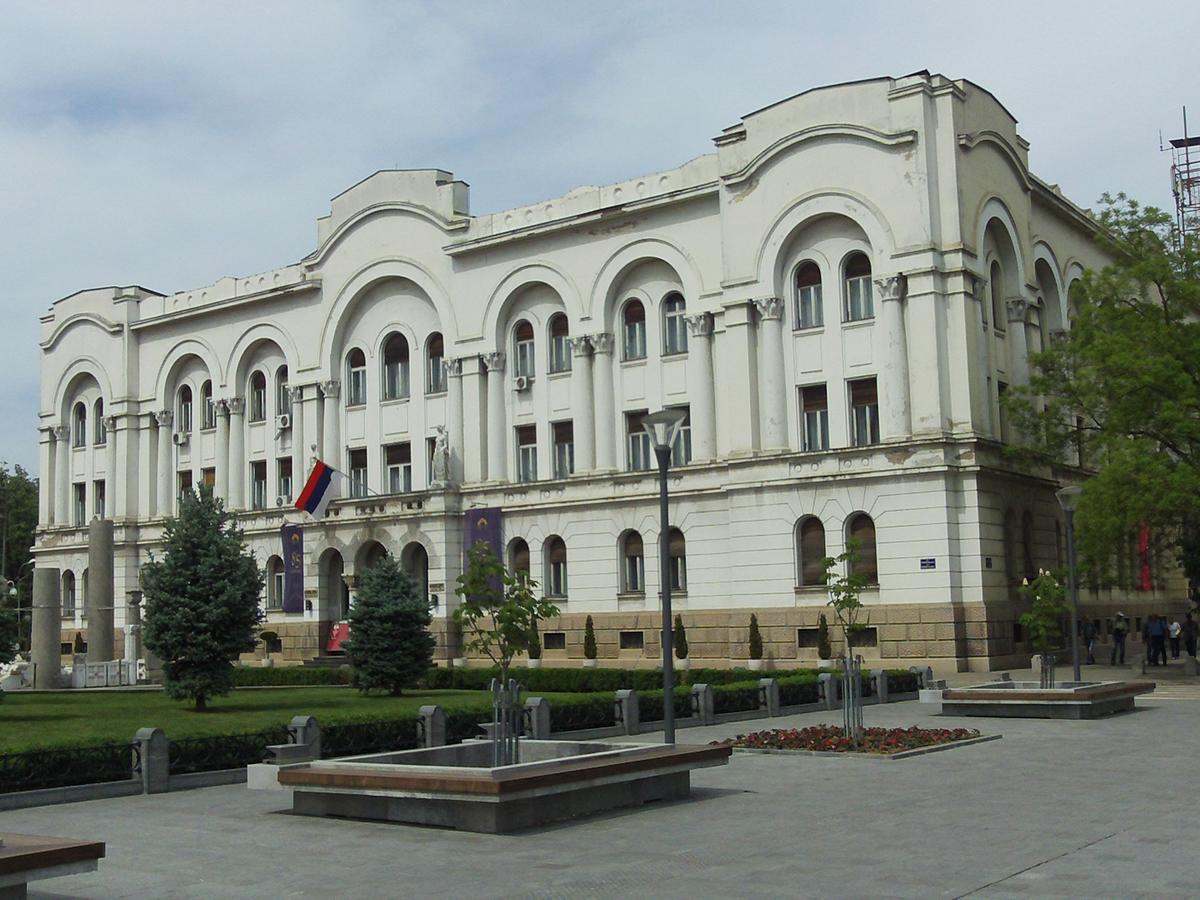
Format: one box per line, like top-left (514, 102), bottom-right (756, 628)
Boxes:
top-left (1056, 485), bottom-right (1083, 682)
top-left (642, 408), bottom-right (687, 744)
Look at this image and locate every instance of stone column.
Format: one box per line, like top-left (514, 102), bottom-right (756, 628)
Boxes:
top-left (568, 336), bottom-right (594, 472)
top-left (876, 275), bottom-right (912, 441)
top-left (320, 380), bottom-right (340, 468)
top-left (1006, 297), bottom-right (1032, 387)
top-left (483, 352), bottom-right (507, 482)
top-left (104, 416), bottom-right (118, 516)
top-left (38, 427), bottom-right (53, 526)
top-left (155, 410), bottom-right (173, 517)
top-left (86, 517), bottom-right (115, 661)
top-left (31, 566), bottom-right (62, 689)
top-left (288, 386), bottom-right (306, 492)
top-left (214, 400), bottom-right (230, 502)
top-left (590, 333), bottom-right (616, 469)
top-left (445, 358), bottom-right (465, 483)
top-left (52, 425), bottom-right (70, 526)
top-left (460, 357), bottom-right (486, 483)
top-left (226, 398), bottom-right (245, 509)
top-left (754, 297), bottom-right (788, 450)
top-left (968, 274), bottom-right (991, 435)
top-left (684, 313), bottom-right (716, 461)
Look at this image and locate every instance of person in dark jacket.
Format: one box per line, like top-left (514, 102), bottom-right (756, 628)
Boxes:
top-left (1082, 619), bottom-right (1097, 665)
top-left (1111, 613), bottom-right (1128, 665)
top-left (1147, 615), bottom-right (1167, 666)
top-left (1182, 612), bottom-right (1198, 660)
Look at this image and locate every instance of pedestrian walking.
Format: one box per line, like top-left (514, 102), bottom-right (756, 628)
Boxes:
top-left (1082, 619), bottom-right (1097, 665)
top-left (1148, 615), bottom-right (1167, 666)
top-left (1111, 613), bottom-right (1128, 665)
top-left (1182, 612), bottom-right (1198, 660)
top-left (1168, 618), bottom-right (1182, 660)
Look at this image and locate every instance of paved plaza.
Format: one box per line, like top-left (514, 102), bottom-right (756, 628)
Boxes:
top-left (9, 673), bottom-right (1200, 899)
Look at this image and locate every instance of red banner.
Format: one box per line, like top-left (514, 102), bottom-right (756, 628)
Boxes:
top-left (1138, 522), bottom-right (1152, 591)
top-left (326, 622), bottom-right (350, 653)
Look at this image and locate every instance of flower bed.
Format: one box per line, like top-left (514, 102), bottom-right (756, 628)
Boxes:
top-left (734, 725), bottom-right (981, 755)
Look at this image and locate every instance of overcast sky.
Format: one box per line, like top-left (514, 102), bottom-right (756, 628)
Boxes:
top-left (2, 1), bottom-right (1195, 472)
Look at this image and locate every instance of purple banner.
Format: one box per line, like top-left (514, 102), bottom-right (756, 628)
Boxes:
top-left (463, 507), bottom-right (504, 567)
top-left (282, 524), bottom-right (305, 613)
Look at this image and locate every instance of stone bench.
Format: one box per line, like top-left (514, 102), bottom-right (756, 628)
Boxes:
top-left (0, 833), bottom-right (105, 899)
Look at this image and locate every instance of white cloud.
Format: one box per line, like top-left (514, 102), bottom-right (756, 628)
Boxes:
top-left (3, 0), bottom-right (1197, 470)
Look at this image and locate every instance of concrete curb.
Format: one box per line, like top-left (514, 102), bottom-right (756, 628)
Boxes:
top-left (731, 733), bottom-right (1002, 760)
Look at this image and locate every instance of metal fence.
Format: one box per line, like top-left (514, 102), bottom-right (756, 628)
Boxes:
top-left (167, 727), bottom-right (290, 776)
top-left (0, 742), bottom-right (136, 794)
top-left (321, 718), bottom-right (422, 758)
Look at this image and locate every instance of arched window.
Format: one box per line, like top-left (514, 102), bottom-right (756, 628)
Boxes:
top-left (201, 380), bottom-right (215, 430)
top-left (93, 398), bottom-right (106, 446)
top-left (545, 535), bottom-right (567, 597)
top-left (266, 556), bottom-right (284, 610)
top-left (402, 542), bottom-right (430, 605)
top-left (72, 402), bottom-right (87, 447)
top-left (61, 571), bottom-right (76, 618)
top-left (513, 320), bottom-right (535, 378)
top-left (990, 261), bottom-right (1004, 330)
top-left (622, 299), bottom-right (646, 360)
top-left (667, 527), bottom-right (687, 592)
top-left (796, 517), bottom-right (827, 586)
top-left (276, 365), bottom-right (290, 416)
top-left (382, 333), bottom-right (410, 400)
top-left (345, 350), bottom-right (366, 406)
top-left (621, 530), bottom-right (644, 593)
top-left (548, 314), bottom-right (571, 373)
top-left (177, 386), bottom-right (194, 433)
top-left (426, 333), bottom-right (446, 394)
top-left (795, 262), bottom-right (823, 329)
top-left (246, 372), bottom-right (266, 421)
top-left (843, 253), bottom-right (873, 322)
top-left (846, 513), bottom-right (878, 583)
top-left (509, 538), bottom-right (531, 584)
top-left (662, 293), bottom-right (688, 355)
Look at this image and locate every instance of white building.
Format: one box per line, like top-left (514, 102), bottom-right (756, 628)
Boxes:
top-left (34, 72), bottom-right (1170, 673)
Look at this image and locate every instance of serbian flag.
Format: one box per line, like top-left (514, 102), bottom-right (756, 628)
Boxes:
top-left (295, 460), bottom-right (340, 518)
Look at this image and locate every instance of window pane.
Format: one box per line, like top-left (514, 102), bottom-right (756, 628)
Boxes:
top-left (799, 518), bottom-right (826, 585)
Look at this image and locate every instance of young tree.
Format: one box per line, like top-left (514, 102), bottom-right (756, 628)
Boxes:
top-left (141, 489), bottom-right (264, 710)
top-left (342, 556), bottom-right (434, 695)
top-left (1019, 570), bottom-right (1068, 655)
top-left (453, 542), bottom-right (560, 686)
top-left (1007, 194), bottom-right (1200, 577)
top-left (821, 540), bottom-right (872, 655)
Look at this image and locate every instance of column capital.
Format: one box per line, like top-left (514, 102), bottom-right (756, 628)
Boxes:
top-left (104, 415), bottom-right (118, 434)
top-left (589, 332), bottom-right (614, 355)
top-left (874, 274), bottom-right (907, 303)
top-left (444, 357), bottom-right (464, 378)
top-left (52, 424), bottom-right (70, 443)
top-left (568, 335), bottom-right (593, 357)
top-left (753, 297), bottom-right (784, 322)
top-left (226, 397), bottom-right (245, 416)
top-left (968, 273), bottom-right (988, 303)
top-left (684, 312), bottom-right (714, 338)
top-left (154, 410), bottom-right (173, 429)
top-left (286, 385), bottom-right (305, 403)
top-left (319, 379), bottom-right (340, 399)
top-left (215, 398), bottom-right (231, 418)
top-left (1005, 297), bottom-right (1031, 324)
top-left (482, 351), bottom-right (506, 373)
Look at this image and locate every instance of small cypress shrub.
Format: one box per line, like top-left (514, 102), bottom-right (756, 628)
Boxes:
top-left (528, 618), bottom-right (542, 660)
top-left (817, 613), bottom-right (832, 660)
top-left (583, 615), bottom-right (598, 660)
top-left (673, 614), bottom-right (688, 660)
top-left (748, 614), bottom-right (763, 660)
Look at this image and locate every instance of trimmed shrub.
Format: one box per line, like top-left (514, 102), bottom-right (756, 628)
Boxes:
top-left (232, 666), bottom-right (350, 687)
top-left (885, 669), bottom-right (921, 694)
top-left (673, 615), bottom-right (688, 660)
top-left (712, 681), bottom-right (761, 714)
top-left (748, 614), bottom-right (763, 660)
top-left (549, 694), bottom-right (617, 732)
top-left (777, 674), bottom-right (820, 707)
top-left (583, 615), bottom-right (597, 660)
top-left (817, 613), bottom-right (832, 660)
top-left (637, 686), bottom-right (692, 723)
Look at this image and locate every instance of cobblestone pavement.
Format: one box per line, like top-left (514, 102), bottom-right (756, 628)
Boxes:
top-left (8, 692), bottom-right (1198, 899)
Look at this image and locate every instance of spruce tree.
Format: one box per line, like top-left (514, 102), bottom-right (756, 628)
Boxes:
top-left (343, 555), bottom-right (435, 695)
top-left (141, 489), bottom-right (264, 710)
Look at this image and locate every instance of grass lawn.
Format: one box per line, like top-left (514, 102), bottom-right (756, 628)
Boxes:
top-left (0, 687), bottom-right (596, 753)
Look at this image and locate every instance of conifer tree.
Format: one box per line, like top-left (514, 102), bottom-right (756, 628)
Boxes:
top-left (343, 555), bottom-right (434, 694)
top-left (748, 614), bottom-right (763, 660)
top-left (673, 614), bottom-right (688, 660)
top-left (583, 615), bottom-right (598, 660)
top-left (141, 489), bottom-right (263, 710)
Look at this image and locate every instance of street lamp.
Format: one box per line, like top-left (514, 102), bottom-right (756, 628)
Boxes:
top-left (642, 408), bottom-right (687, 744)
top-left (1056, 485), bottom-right (1083, 682)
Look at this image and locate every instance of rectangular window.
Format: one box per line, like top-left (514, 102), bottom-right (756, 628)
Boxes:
top-left (849, 378), bottom-right (880, 447)
top-left (548, 557), bottom-right (567, 597)
top-left (515, 339), bottom-right (536, 378)
top-left (426, 355), bottom-right (446, 394)
top-left (670, 406), bottom-right (692, 466)
top-left (542, 631), bottom-right (567, 651)
top-left (270, 571), bottom-right (284, 610)
top-left (549, 332), bottom-right (571, 374)
top-left (797, 283), bottom-right (823, 329)
top-left (348, 448), bottom-right (368, 498)
top-left (250, 384), bottom-right (266, 422)
top-left (384, 360), bottom-right (409, 400)
top-left (73, 482), bottom-right (86, 526)
top-left (800, 384), bottom-right (830, 451)
top-left (663, 303), bottom-right (688, 355)
top-left (93, 480), bottom-right (105, 520)
top-left (619, 631), bottom-right (644, 651)
top-left (516, 425), bottom-right (538, 483)
top-left (552, 421), bottom-right (574, 479)
top-left (278, 458), bottom-right (293, 503)
top-left (177, 470), bottom-right (193, 502)
top-left (250, 461), bottom-right (267, 510)
top-left (347, 367), bottom-right (367, 406)
top-left (202, 394), bottom-right (216, 430)
top-left (625, 410), bottom-right (651, 471)
top-left (845, 274), bottom-right (874, 321)
top-left (202, 468), bottom-right (215, 489)
top-left (624, 319), bottom-right (646, 360)
top-left (386, 442), bottom-right (413, 494)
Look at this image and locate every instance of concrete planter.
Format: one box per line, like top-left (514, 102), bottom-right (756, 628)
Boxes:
top-left (452, 657), bottom-right (467, 668)
top-left (817, 658), bottom-right (835, 669)
top-left (260, 657), bottom-right (274, 668)
top-left (582, 659), bottom-right (598, 668)
top-left (748, 659), bottom-right (764, 672)
top-left (675, 657), bottom-right (690, 671)
top-left (527, 658), bottom-right (542, 669)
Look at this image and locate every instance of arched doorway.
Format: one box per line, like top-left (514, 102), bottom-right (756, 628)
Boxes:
top-left (401, 542), bottom-right (430, 605)
top-left (319, 549), bottom-right (350, 621)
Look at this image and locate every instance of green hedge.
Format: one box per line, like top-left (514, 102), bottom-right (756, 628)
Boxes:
top-left (424, 665), bottom-right (822, 693)
top-left (233, 666), bottom-right (350, 686)
top-left (711, 681), bottom-right (761, 714)
top-left (549, 694), bottom-right (617, 732)
top-left (885, 670), bottom-right (921, 693)
top-left (637, 686), bottom-right (692, 723)
top-left (777, 674), bottom-right (820, 706)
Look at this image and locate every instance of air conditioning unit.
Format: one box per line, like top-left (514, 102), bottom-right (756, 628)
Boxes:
top-left (275, 495), bottom-right (288, 507)
top-left (276, 414), bottom-right (292, 430)
top-left (513, 375), bottom-right (532, 392)
top-left (171, 432), bottom-right (189, 447)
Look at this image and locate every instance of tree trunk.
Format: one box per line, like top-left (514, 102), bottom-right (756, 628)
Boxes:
top-left (195, 694), bottom-right (207, 711)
